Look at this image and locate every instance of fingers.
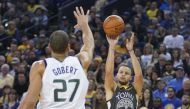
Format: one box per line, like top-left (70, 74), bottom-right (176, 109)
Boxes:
top-left (131, 32), bottom-right (135, 40)
top-left (86, 10), bottom-right (90, 15)
top-left (80, 6), bottom-right (84, 15)
top-left (75, 6), bottom-right (89, 16)
top-left (74, 24), bottom-right (79, 29)
top-left (115, 36), bottom-right (119, 41)
top-left (126, 38), bottom-right (129, 44)
top-left (73, 11), bottom-right (79, 19)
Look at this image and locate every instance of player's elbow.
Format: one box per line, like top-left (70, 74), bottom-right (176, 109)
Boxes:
top-left (18, 101), bottom-right (36, 109)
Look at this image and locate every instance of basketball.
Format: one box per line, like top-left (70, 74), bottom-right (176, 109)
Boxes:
top-left (103, 15), bottom-right (125, 39)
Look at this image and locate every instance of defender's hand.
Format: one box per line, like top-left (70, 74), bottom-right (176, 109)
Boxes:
top-left (73, 6), bottom-right (89, 30)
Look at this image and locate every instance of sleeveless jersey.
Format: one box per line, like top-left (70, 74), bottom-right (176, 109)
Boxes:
top-left (107, 84), bottom-right (138, 109)
top-left (37, 56), bottom-right (89, 109)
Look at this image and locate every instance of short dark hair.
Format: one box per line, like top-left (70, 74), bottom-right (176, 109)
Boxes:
top-left (49, 30), bottom-right (69, 53)
top-left (167, 86), bottom-right (176, 93)
top-left (117, 63), bottom-right (132, 74)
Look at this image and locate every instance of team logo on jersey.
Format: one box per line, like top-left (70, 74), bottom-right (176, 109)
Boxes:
top-left (116, 98), bottom-right (134, 109)
top-left (164, 104), bottom-right (174, 109)
top-left (116, 92), bottom-right (135, 109)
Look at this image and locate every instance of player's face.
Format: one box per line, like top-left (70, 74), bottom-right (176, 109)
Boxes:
top-left (117, 66), bottom-right (131, 84)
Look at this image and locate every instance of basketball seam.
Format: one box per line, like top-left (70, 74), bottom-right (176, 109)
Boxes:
top-left (104, 23), bottom-right (124, 29)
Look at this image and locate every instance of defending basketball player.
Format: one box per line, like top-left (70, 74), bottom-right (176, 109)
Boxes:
top-left (18, 6), bottom-right (94, 109)
top-left (105, 32), bottom-right (143, 109)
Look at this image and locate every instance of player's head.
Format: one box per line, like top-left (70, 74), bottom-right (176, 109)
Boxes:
top-left (116, 64), bottom-right (132, 85)
top-left (49, 30), bottom-right (69, 54)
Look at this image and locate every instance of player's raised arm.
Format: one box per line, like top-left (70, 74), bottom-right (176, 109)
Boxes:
top-left (126, 32), bottom-right (143, 96)
top-left (74, 7), bottom-right (94, 72)
top-left (18, 61), bottom-right (45, 109)
top-left (104, 37), bottom-right (118, 101)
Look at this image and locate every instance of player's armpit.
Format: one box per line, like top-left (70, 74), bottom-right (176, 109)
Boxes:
top-left (18, 61), bottom-right (45, 109)
top-left (76, 51), bottom-right (91, 73)
top-left (105, 88), bottom-right (114, 101)
top-left (134, 74), bottom-right (143, 97)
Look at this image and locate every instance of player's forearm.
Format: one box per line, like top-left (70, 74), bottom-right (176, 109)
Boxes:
top-left (18, 101), bottom-right (36, 109)
top-left (129, 50), bottom-right (142, 77)
top-left (81, 24), bottom-right (94, 52)
top-left (105, 46), bottom-right (115, 75)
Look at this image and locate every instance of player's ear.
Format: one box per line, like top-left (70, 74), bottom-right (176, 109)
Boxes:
top-left (68, 44), bottom-right (71, 50)
top-left (65, 44), bottom-right (70, 53)
top-left (48, 43), bottom-right (52, 52)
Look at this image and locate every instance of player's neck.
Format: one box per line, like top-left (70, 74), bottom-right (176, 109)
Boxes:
top-left (51, 52), bottom-right (68, 61)
top-left (118, 82), bottom-right (129, 89)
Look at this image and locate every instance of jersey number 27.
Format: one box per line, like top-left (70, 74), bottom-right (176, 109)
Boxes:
top-left (53, 79), bottom-right (80, 102)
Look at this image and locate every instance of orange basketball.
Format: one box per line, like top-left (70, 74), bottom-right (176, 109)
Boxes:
top-left (103, 15), bottom-right (125, 39)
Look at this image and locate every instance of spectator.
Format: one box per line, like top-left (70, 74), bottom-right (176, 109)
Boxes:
top-left (27, 0), bottom-right (40, 13)
top-left (9, 57), bottom-right (20, 76)
top-left (85, 78), bottom-right (96, 109)
top-left (163, 87), bottom-right (182, 109)
top-left (31, 5), bottom-right (48, 29)
top-left (141, 43), bottom-right (153, 68)
top-left (18, 36), bottom-right (30, 51)
top-left (163, 27), bottom-right (184, 50)
top-left (155, 26), bottom-right (166, 42)
top-left (132, 16), bottom-right (147, 43)
top-left (183, 41), bottom-right (190, 54)
top-left (153, 78), bottom-right (167, 101)
top-left (0, 55), bottom-right (6, 67)
top-left (6, 21), bottom-right (21, 44)
top-left (168, 65), bottom-right (187, 93)
top-left (177, 79), bottom-right (190, 99)
top-left (158, 43), bottom-right (171, 61)
top-left (154, 54), bottom-right (167, 77)
top-left (13, 72), bottom-right (28, 100)
top-left (181, 52), bottom-right (190, 77)
top-left (153, 97), bottom-right (163, 109)
top-left (146, 2), bottom-right (159, 20)
top-left (139, 88), bottom-right (153, 109)
top-left (147, 49), bottom-right (159, 67)
top-left (171, 48), bottom-right (183, 68)
top-left (95, 84), bottom-right (107, 109)
top-left (150, 71), bottom-right (159, 91)
top-left (177, 94), bottom-right (190, 109)
top-left (160, 11), bottom-right (174, 29)
top-left (4, 89), bottom-right (19, 109)
top-left (0, 25), bottom-right (9, 52)
top-left (0, 64), bottom-right (14, 89)
top-left (6, 40), bottom-right (18, 63)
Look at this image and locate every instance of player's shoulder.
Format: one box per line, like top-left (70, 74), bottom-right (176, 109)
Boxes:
top-left (29, 60), bottom-right (46, 77)
top-left (31, 60), bottom-right (46, 72)
top-left (32, 60), bottom-right (45, 66)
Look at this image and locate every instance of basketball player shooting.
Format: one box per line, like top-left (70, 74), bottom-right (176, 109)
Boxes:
top-left (18, 6), bottom-right (94, 109)
top-left (105, 33), bottom-right (143, 109)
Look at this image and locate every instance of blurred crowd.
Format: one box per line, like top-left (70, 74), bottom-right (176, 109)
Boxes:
top-left (0, 0), bottom-right (190, 109)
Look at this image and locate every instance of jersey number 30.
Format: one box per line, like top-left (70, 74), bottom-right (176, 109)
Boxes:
top-left (53, 79), bottom-right (80, 102)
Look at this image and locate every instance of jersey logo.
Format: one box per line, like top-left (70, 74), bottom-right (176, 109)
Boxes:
top-left (116, 98), bottom-right (134, 109)
top-left (115, 92), bottom-right (136, 109)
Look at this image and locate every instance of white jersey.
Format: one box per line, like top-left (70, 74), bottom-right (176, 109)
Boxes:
top-left (37, 56), bottom-right (89, 109)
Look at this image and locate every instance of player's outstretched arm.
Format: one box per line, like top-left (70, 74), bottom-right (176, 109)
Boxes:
top-left (74, 6), bottom-right (94, 72)
top-left (104, 37), bottom-right (118, 101)
top-left (18, 61), bottom-right (45, 109)
top-left (126, 32), bottom-right (143, 96)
